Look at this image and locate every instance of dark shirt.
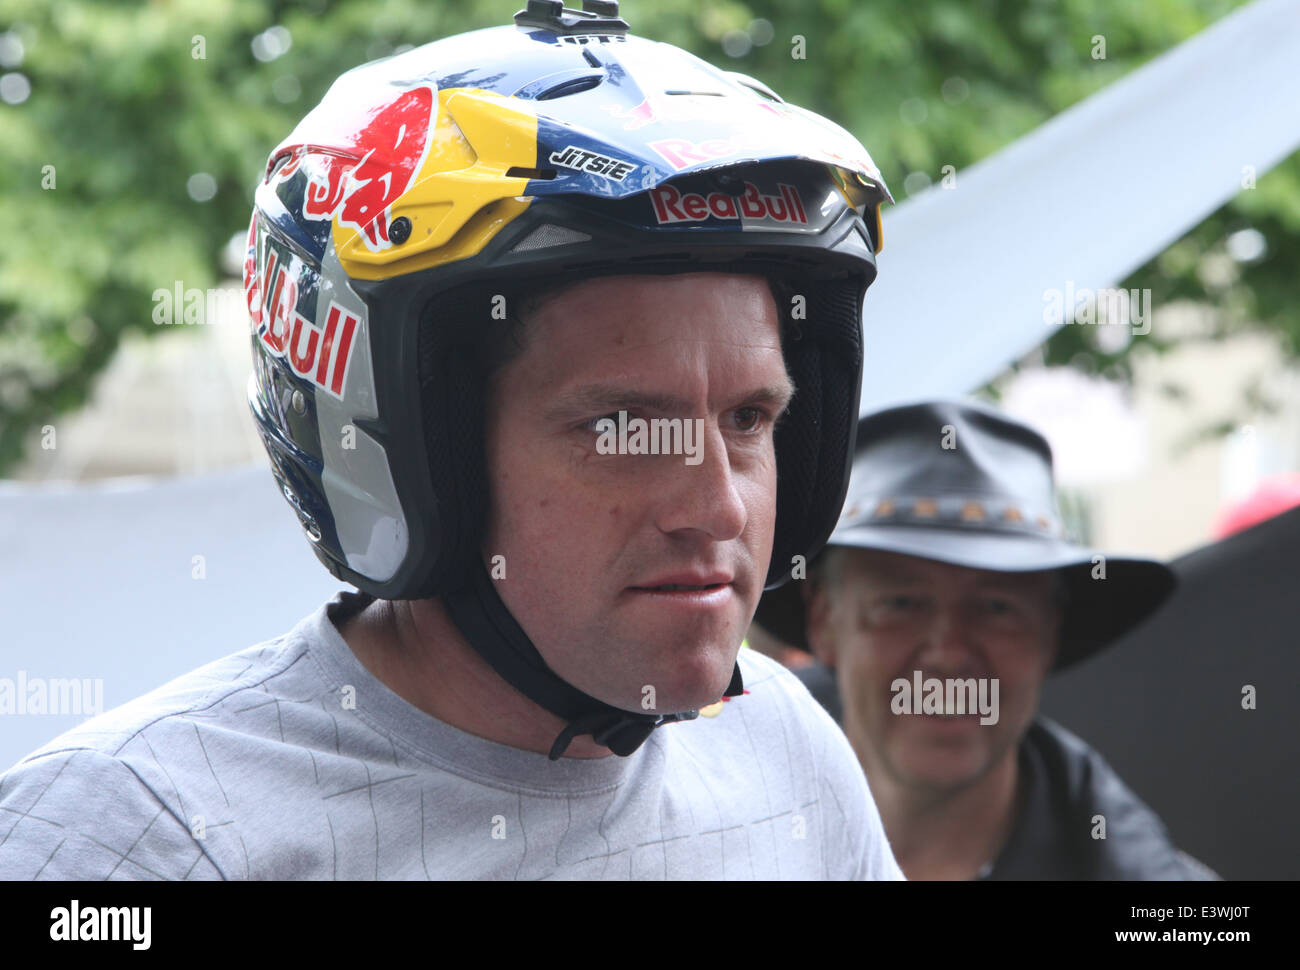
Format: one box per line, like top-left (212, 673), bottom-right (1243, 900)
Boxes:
top-left (981, 717), bottom-right (1218, 879)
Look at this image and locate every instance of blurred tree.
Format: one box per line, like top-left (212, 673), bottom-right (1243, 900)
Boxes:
top-left (1, 0), bottom-right (1294, 474)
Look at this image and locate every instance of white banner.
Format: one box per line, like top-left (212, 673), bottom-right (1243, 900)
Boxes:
top-left (861, 0), bottom-right (1300, 412)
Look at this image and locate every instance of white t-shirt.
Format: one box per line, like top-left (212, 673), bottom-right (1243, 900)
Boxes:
top-left (0, 590), bottom-right (904, 880)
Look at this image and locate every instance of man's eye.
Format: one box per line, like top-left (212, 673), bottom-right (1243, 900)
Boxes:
top-left (863, 595), bottom-right (925, 626)
top-left (879, 595), bottom-right (921, 612)
top-left (731, 407), bottom-right (766, 432)
top-left (978, 598), bottom-right (1019, 617)
top-left (584, 413), bottom-right (621, 434)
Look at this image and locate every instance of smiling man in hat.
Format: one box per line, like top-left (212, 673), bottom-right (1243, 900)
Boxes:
top-left (754, 399), bottom-right (1218, 880)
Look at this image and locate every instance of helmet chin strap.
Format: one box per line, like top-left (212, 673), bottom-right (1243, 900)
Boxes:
top-left (440, 562), bottom-right (743, 760)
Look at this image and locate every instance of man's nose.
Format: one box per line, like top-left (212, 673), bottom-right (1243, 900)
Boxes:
top-left (654, 419), bottom-right (747, 541)
top-left (914, 604), bottom-right (981, 675)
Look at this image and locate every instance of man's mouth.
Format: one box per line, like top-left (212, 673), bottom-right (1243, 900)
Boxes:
top-left (635, 583), bottom-right (727, 592)
top-left (630, 570), bottom-right (733, 592)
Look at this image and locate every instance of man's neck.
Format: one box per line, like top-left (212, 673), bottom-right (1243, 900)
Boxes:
top-left (853, 733), bottom-right (1021, 881)
top-left (336, 595), bottom-right (615, 759)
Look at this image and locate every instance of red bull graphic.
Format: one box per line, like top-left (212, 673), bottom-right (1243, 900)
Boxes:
top-left (253, 247), bottom-right (360, 399)
top-left (649, 181), bottom-right (807, 228)
top-left (601, 93), bottom-right (788, 131)
top-left (647, 127), bottom-right (884, 186)
top-left (269, 149), bottom-right (305, 183)
top-left (648, 131), bottom-right (778, 171)
top-left (243, 213), bottom-right (262, 328)
top-left (602, 97), bottom-right (657, 130)
top-left (299, 86), bottom-right (435, 252)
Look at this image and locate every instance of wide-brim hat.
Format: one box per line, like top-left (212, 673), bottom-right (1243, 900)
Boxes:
top-left (754, 399), bottom-right (1176, 671)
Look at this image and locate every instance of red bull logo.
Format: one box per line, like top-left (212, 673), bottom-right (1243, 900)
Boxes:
top-left (649, 181), bottom-right (807, 227)
top-left (253, 247), bottom-right (360, 399)
top-left (299, 86), bottom-right (435, 252)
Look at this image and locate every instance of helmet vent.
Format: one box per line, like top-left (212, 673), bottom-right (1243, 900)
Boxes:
top-left (505, 166), bottom-right (558, 180)
top-left (509, 223), bottom-right (594, 252)
top-left (723, 71), bottom-right (785, 103)
top-left (536, 74), bottom-right (604, 100)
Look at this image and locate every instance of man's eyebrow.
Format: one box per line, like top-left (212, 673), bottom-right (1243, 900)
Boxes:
top-left (543, 385), bottom-right (693, 422)
top-left (749, 374), bottom-right (797, 413)
top-left (543, 376), bottom-right (797, 421)
top-left (860, 570), bottom-right (1047, 592)
top-left (861, 570), bottom-right (926, 587)
top-left (971, 575), bottom-right (1051, 594)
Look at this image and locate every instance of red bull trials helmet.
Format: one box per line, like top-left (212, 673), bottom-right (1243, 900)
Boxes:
top-left (244, 0), bottom-right (891, 759)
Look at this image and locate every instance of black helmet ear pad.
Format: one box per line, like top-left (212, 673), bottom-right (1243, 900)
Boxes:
top-left (768, 275), bottom-right (865, 589)
top-left (416, 282), bottom-right (497, 597)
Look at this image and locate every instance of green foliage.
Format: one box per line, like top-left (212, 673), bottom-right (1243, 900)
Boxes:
top-left (0, 0), bottom-right (1294, 474)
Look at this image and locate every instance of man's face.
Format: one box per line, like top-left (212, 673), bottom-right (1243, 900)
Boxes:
top-left (807, 548), bottom-right (1061, 794)
top-left (482, 273), bottom-right (793, 715)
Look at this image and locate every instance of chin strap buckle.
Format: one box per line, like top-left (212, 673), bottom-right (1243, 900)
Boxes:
top-left (546, 664), bottom-right (745, 761)
top-left (547, 708), bottom-right (701, 761)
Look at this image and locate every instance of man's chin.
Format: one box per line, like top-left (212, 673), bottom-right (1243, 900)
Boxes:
top-left (634, 648), bottom-right (740, 714)
top-left (897, 762), bottom-right (989, 795)
top-left (886, 734), bottom-right (996, 792)
top-left (542, 632), bottom-right (740, 715)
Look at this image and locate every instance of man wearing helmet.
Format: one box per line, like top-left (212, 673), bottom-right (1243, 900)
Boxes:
top-left (338, 271), bottom-right (796, 757)
top-left (0, 3), bottom-right (903, 879)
